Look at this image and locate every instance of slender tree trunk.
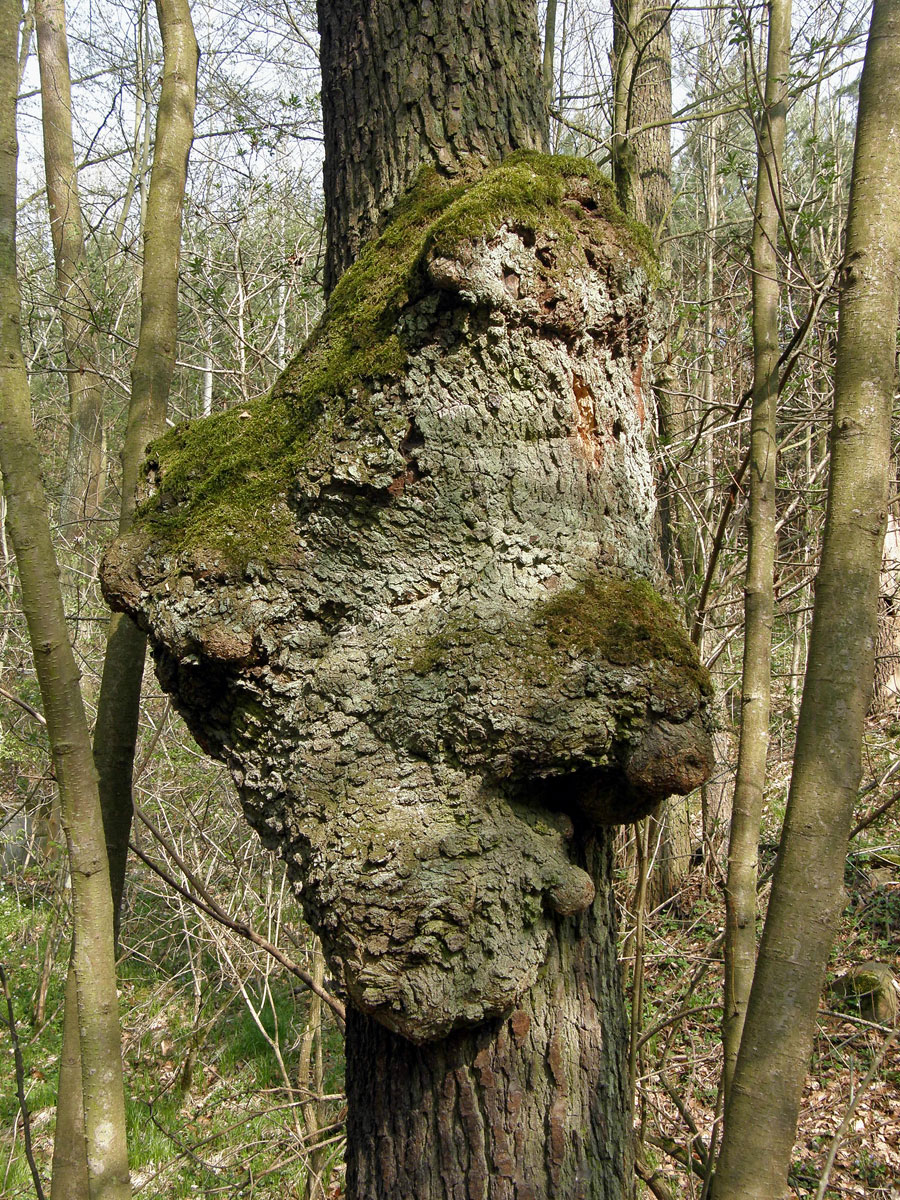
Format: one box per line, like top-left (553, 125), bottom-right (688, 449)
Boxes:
top-left (52, 1), bottom-right (196, 1191)
top-left (346, 837), bottom-right (631, 1199)
top-left (611, 0), bottom-right (688, 909)
top-left (93, 0), bottom-right (197, 932)
top-left (721, 0), bottom-right (790, 1102)
top-left (543, 0), bottom-right (558, 104)
top-left (35, 0), bottom-right (105, 529)
top-left (871, 513), bottom-right (900, 710)
top-left (0, 5), bottom-right (131, 1196)
top-left (712, 2), bottom-right (900, 1193)
top-left (50, 967), bottom-right (89, 1200)
top-left (316, 0), bottom-right (548, 293)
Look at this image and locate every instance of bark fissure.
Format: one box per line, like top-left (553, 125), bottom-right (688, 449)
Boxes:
top-left (317, 0), bottom-right (548, 292)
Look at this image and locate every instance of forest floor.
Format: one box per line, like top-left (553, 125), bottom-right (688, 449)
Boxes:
top-left (0, 716), bottom-right (897, 1199)
top-left (634, 711), bottom-right (900, 1200)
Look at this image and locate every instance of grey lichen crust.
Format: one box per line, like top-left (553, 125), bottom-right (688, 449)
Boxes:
top-left (102, 157), bottom-right (712, 1043)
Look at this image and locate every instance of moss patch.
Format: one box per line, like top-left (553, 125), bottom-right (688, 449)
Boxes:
top-left (409, 577), bottom-right (709, 695)
top-left (135, 152), bottom-right (656, 564)
top-left (537, 577), bottom-right (704, 676)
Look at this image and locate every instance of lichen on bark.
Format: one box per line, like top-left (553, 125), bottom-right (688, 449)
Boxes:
top-left (102, 155), bottom-right (711, 1043)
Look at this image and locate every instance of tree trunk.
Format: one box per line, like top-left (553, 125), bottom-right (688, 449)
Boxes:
top-left (610, 0), bottom-right (689, 912)
top-left (52, 1), bottom-right (196, 1190)
top-left (317, 0), bottom-right (548, 293)
top-left (0, 4), bottom-right (131, 1195)
top-left (101, 5), bottom-right (711, 1199)
top-left (721, 0), bottom-right (790, 1102)
top-left (93, 0), bottom-right (198, 933)
top-left (711, 0), bottom-right (900, 1193)
top-left (345, 836), bottom-right (631, 1199)
top-left (610, 0), bottom-right (672, 234)
top-left (35, 0), bottom-right (105, 529)
top-left (870, 513), bottom-right (900, 711)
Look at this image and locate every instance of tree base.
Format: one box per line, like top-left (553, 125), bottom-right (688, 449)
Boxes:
top-left (344, 835), bottom-right (632, 1200)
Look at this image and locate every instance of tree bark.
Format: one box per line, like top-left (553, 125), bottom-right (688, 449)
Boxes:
top-left (317, 0), bottom-right (548, 293)
top-left (871, 513), bottom-right (900, 711)
top-left (52, 1), bottom-right (196, 1190)
top-left (610, 0), bottom-right (672, 234)
top-left (345, 837), bottom-right (630, 1199)
top-left (93, 0), bottom-right (198, 934)
top-left (721, 0), bottom-right (790, 1102)
top-left (610, 0), bottom-right (688, 911)
top-left (35, 0), bottom-right (105, 529)
top-left (101, 5), bottom-right (710, 1199)
top-left (711, 0), bottom-right (900, 1193)
top-left (0, 4), bottom-right (131, 1195)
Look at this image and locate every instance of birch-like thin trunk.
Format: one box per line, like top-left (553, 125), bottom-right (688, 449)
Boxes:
top-left (52, 0), bottom-right (197, 1192)
top-left (543, 0), bottom-right (558, 104)
top-left (0, 5), bottom-right (131, 1197)
top-left (35, 0), bottom-right (105, 529)
top-left (712, 1), bottom-right (900, 1193)
top-left (721, 0), bottom-right (790, 1102)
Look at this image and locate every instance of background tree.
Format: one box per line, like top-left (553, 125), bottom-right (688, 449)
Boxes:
top-left (721, 0), bottom-right (792, 1101)
top-left (712, 0), bottom-right (900, 1192)
top-left (34, 0), bottom-right (105, 530)
top-left (0, 1), bottom-right (131, 1194)
top-left (49, 0), bottom-right (198, 1193)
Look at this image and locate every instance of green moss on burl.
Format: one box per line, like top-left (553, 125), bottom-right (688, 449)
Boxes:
top-left (538, 578), bottom-right (704, 676)
top-left (409, 578), bottom-right (709, 694)
top-left (135, 153), bottom-right (657, 563)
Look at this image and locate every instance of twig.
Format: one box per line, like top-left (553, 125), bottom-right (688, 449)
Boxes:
top-left (813, 1028), bottom-right (899, 1200)
top-left (646, 1132), bottom-right (707, 1181)
top-left (658, 1072), bottom-right (708, 1168)
top-left (636, 1003), bottom-right (718, 1052)
top-left (821, 1008), bottom-right (895, 1034)
top-left (691, 447), bottom-right (750, 647)
top-left (130, 807), bottom-right (345, 1025)
top-left (0, 684), bottom-right (46, 725)
top-left (850, 785), bottom-right (900, 838)
top-left (635, 1152), bottom-right (677, 1200)
top-left (0, 964), bottom-right (47, 1200)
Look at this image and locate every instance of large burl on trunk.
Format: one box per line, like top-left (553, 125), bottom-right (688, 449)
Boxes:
top-left (102, 155), bottom-right (711, 1198)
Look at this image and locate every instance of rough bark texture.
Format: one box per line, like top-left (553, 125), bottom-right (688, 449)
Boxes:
top-left (101, 157), bottom-right (711, 1196)
top-left (611, 0), bottom-right (672, 236)
top-left (317, 0), bottom-right (548, 292)
top-left (345, 837), bottom-right (631, 1199)
top-left (103, 162), bottom-right (711, 1044)
top-left (711, 0), bottom-right (900, 1193)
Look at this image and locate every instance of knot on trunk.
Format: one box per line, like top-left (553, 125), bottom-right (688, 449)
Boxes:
top-left (101, 156), bottom-right (710, 1041)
